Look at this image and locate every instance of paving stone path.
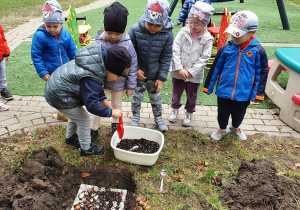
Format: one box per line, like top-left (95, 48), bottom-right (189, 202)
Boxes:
top-left (1, 0), bottom-right (299, 140)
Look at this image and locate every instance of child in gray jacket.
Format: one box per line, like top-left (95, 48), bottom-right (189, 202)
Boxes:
top-left (128, 0), bottom-right (174, 132)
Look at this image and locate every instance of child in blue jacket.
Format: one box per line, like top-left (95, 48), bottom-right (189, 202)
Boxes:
top-left (128, 0), bottom-right (174, 132)
top-left (203, 11), bottom-right (268, 141)
top-left (31, 0), bottom-right (77, 121)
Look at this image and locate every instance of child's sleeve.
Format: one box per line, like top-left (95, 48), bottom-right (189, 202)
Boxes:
top-left (251, 46), bottom-right (268, 101)
top-left (128, 27), bottom-right (137, 50)
top-left (31, 34), bottom-right (49, 78)
top-left (187, 39), bottom-right (213, 78)
top-left (176, 0), bottom-right (189, 25)
top-left (157, 33), bottom-right (174, 82)
top-left (125, 42), bottom-right (138, 90)
top-left (65, 30), bottom-right (77, 60)
top-left (0, 25), bottom-right (10, 56)
top-left (170, 30), bottom-right (184, 71)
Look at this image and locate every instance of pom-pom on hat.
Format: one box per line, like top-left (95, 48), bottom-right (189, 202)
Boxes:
top-left (188, 1), bottom-right (215, 25)
top-left (144, 0), bottom-right (170, 25)
top-left (42, 0), bottom-right (63, 24)
top-left (106, 46), bottom-right (132, 77)
top-left (104, 2), bottom-right (129, 33)
top-left (224, 10), bottom-right (259, 38)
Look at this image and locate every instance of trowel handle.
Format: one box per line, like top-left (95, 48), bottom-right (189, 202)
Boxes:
top-left (119, 117), bottom-right (123, 125)
top-left (160, 178), bottom-right (164, 192)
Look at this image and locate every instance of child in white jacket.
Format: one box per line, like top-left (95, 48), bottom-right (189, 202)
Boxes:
top-left (168, 2), bottom-right (214, 126)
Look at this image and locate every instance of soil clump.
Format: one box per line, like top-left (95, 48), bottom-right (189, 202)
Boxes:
top-left (0, 146), bottom-right (136, 210)
top-left (220, 159), bottom-right (300, 210)
top-left (116, 138), bottom-right (160, 154)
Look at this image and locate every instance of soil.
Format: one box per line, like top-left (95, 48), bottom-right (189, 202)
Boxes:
top-left (116, 138), bottom-right (160, 154)
top-left (219, 159), bottom-right (300, 210)
top-left (0, 146), bottom-right (136, 210)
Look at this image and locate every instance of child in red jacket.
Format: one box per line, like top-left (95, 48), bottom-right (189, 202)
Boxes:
top-left (0, 24), bottom-right (13, 111)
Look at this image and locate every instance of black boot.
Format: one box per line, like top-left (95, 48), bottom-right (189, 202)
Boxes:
top-left (90, 129), bottom-right (99, 143)
top-left (80, 142), bottom-right (105, 156)
top-left (111, 123), bottom-right (118, 134)
top-left (65, 133), bottom-right (80, 148)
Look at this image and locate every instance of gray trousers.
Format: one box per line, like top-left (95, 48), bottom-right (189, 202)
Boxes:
top-left (57, 106), bottom-right (91, 150)
top-left (0, 58), bottom-right (7, 91)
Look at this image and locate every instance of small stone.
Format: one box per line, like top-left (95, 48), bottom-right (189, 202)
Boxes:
top-left (79, 193), bottom-right (84, 199)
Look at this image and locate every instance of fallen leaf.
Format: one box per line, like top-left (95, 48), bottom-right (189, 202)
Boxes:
top-left (165, 93), bottom-right (168, 96)
top-left (157, 160), bottom-right (164, 163)
top-left (161, 190), bottom-right (166, 194)
top-left (142, 173), bottom-right (148, 182)
top-left (278, 126), bottom-right (282, 130)
top-left (167, 143), bottom-right (172, 147)
top-left (96, 162), bottom-right (100, 166)
top-left (0, 162), bottom-right (1, 166)
top-left (198, 172), bottom-right (204, 178)
top-left (172, 158), bottom-right (177, 161)
top-left (240, 143), bottom-right (245, 149)
top-left (276, 171), bottom-right (284, 176)
top-left (145, 205), bottom-right (151, 210)
top-left (26, 132), bottom-right (32, 137)
top-left (88, 157), bottom-right (93, 161)
top-left (295, 163), bottom-right (300, 167)
top-left (115, 162), bottom-right (119, 167)
top-left (166, 178), bottom-right (171, 183)
top-left (13, 147), bottom-right (19, 151)
top-left (179, 173), bottom-right (184, 179)
top-left (294, 145), bottom-right (300, 148)
top-left (264, 147), bottom-right (270, 151)
top-left (136, 197), bottom-right (142, 202)
top-left (81, 172), bottom-right (91, 178)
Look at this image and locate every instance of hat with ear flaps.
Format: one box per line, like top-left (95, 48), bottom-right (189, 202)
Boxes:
top-left (106, 46), bottom-right (132, 77)
top-left (42, 0), bottom-right (63, 24)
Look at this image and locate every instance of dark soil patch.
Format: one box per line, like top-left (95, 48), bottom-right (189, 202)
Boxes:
top-left (0, 146), bottom-right (136, 210)
top-left (220, 159), bottom-right (300, 210)
top-left (116, 138), bottom-right (160, 154)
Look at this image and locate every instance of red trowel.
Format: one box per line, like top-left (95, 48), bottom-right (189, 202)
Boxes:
top-left (116, 117), bottom-right (124, 139)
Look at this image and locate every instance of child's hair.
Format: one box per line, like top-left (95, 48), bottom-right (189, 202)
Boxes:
top-left (224, 11), bottom-right (258, 38)
top-left (103, 2), bottom-right (129, 33)
top-left (144, 0), bottom-right (170, 25)
top-left (188, 1), bottom-right (214, 26)
top-left (42, 0), bottom-right (63, 24)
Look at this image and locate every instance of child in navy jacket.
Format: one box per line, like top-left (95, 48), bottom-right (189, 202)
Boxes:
top-left (203, 11), bottom-right (268, 141)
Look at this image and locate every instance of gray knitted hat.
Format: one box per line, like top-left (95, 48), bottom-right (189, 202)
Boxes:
top-left (144, 0), bottom-right (170, 25)
top-left (42, 0), bottom-right (63, 24)
top-left (188, 1), bottom-right (214, 25)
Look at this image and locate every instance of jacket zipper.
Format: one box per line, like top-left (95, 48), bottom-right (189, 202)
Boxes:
top-left (145, 32), bottom-right (153, 74)
top-left (57, 39), bottom-right (63, 65)
top-left (218, 73), bottom-right (223, 86)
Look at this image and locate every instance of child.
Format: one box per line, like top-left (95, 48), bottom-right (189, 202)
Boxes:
top-left (90, 2), bottom-right (138, 140)
top-left (31, 0), bottom-right (77, 121)
top-left (203, 10), bottom-right (268, 141)
top-left (0, 24), bottom-right (13, 107)
top-left (128, 0), bottom-right (174, 132)
top-left (168, 2), bottom-right (214, 126)
top-left (176, 0), bottom-right (211, 26)
top-left (44, 45), bottom-right (132, 156)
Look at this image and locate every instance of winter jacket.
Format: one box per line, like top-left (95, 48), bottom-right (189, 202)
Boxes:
top-left (95, 31), bottom-right (138, 91)
top-left (45, 45), bottom-right (108, 110)
top-left (176, 0), bottom-right (211, 25)
top-left (169, 26), bottom-right (213, 84)
top-left (203, 37), bottom-right (268, 101)
top-left (0, 25), bottom-right (10, 61)
top-left (31, 26), bottom-right (77, 78)
top-left (128, 15), bottom-right (174, 82)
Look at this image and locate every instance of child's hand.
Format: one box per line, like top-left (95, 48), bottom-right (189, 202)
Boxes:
top-left (155, 79), bottom-right (164, 93)
top-left (111, 109), bottom-right (122, 118)
top-left (42, 74), bottom-right (50, 81)
top-left (5, 56), bottom-right (10, 62)
top-left (137, 70), bottom-right (147, 80)
top-left (185, 70), bottom-right (192, 78)
top-left (126, 89), bottom-right (134, 97)
top-left (178, 69), bottom-right (187, 78)
top-left (100, 99), bottom-right (112, 109)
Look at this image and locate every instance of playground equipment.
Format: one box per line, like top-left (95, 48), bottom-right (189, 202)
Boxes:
top-left (265, 48), bottom-right (300, 132)
top-left (65, 6), bottom-right (92, 49)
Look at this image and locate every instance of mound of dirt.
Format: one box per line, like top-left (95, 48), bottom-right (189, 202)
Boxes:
top-left (220, 159), bottom-right (300, 210)
top-left (0, 146), bottom-right (136, 210)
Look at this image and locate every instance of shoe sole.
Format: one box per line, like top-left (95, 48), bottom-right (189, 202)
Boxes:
top-left (168, 119), bottom-right (176, 123)
top-left (1, 96), bottom-right (13, 100)
top-left (80, 148), bottom-right (105, 156)
top-left (0, 108), bottom-right (9, 111)
top-left (182, 122), bottom-right (192, 127)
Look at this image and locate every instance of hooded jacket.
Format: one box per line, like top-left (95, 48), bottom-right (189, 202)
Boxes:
top-left (95, 31), bottom-right (138, 91)
top-left (128, 15), bottom-right (174, 82)
top-left (203, 37), bottom-right (268, 101)
top-left (169, 26), bottom-right (213, 84)
top-left (31, 26), bottom-right (77, 78)
top-left (0, 25), bottom-right (10, 61)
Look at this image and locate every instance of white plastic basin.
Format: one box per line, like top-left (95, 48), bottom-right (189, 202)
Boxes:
top-left (111, 126), bottom-right (164, 166)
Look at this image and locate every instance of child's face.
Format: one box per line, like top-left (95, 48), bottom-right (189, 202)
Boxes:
top-left (106, 71), bottom-right (121, 81)
top-left (231, 31), bottom-right (256, 46)
top-left (188, 18), bottom-right (205, 34)
top-left (45, 23), bottom-right (62, 36)
top-left (105, 31), bottom-right (123, 42)
top-left (145, 22), bottom-right (163, 34)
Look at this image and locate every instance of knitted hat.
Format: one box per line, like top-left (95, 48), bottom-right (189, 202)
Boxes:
top-left (188, 1), bottom-right (215, 25)
top-left (224, 10), bottom-right (259, 38)
top-left (106, 46), bottom-right (132, 77)
top-left (104, 2), bottom-right (129, 33)
top-left (42, 0), bottom-right (63, 24)
top-left (144, 0), bottom-right (170, 25)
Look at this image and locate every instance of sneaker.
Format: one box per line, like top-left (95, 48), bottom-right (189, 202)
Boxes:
top-left (65, 133), bottom-right (80, 148)
top-left (182, 111), bottom-right (193, 127)
top-left (130, 115), bottom-right (140, 127)
top-left (168, 108), bottom-right (179, 123)
top-left (57, 112), bottom-right (69, 121)
top-left (230, 127), bottom-right (247, 141)
top-left (211, 129), bottom-right (227, 141)
top-left (80, 143), bottom-right (105, 156)
top-left (1, 88), bottom-right (13, 100)
top-left (0, 103), bottom-right (9, 111)
top-left (111, 123), bottom-right (118, 134)
top-left (154, 116), bottom-right (168, 132)
top-left (90, 129), bottom-right (99, 143)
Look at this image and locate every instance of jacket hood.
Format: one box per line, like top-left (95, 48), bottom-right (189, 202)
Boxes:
top-left (228, 36), bottom-right (261, 48)
top-left (96, 31), bottom-right (131, 43)
top-left (75, 45), bottom-right (106, 77)
top-left (138, 15), bottom-right (174, 33)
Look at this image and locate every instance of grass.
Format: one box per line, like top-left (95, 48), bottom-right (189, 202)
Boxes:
top-left (1, 125), bottom-right (300, 209)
